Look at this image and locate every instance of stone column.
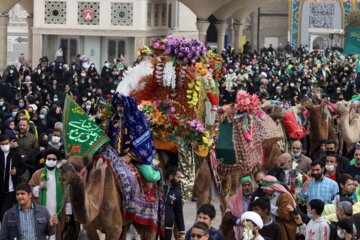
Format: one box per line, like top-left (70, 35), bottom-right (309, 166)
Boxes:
top-left (0, 13), bottom-right (9, 72)
top-left (134, 36), bottom-right (146, 62)
top-left (196, 19), bottom-right (210, 43)
top-left (32, 33), bottom-right (43, 66)
top-left (215, 21), bottom-right (228, 53)
top-left (250, 11), bottom-right (258, 51)
top-left (27, 15), bottom-right (33, 66)
top-left (233, 21), bottom-right (243, 53)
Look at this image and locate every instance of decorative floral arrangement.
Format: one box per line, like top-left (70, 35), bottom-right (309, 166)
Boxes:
top-left (187, 120), bottom-right (214, 157)
top-left (224, 72), bottom-right (238, 92)
top-left (235, 90), bottom-right (261, 115)
top-left (202, 50), bottom-right (224, 82)
top-left (232, 90), bottom-right (261, 142)
top-left (150, 36), bottom-right (207, 65)
top-left (139, 100), bottom-right (214, 156)
top-left (137, 46), bottom-right (152, 61)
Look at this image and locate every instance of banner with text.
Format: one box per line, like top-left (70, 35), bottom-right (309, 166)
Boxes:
top-left (62, 95), bottom-right (110, 158)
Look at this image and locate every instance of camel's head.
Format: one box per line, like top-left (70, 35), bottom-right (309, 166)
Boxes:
top-left (59, 155), bottom-right (91, 184)
top-left (336, 100), bottom-right (350, 115)
top-left (262, 104), bottom-right (283, 120)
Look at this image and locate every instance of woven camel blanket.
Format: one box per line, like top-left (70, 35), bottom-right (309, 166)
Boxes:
top-left (93, 145), bottom-right (165, 236)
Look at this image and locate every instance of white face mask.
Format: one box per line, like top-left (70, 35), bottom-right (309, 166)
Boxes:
top-left (337, 229), bottom-right (345, 239)
top-left (242, 229), bottom-right (255, 240)
top-left (39, 114), bottom-right (45, 120)
top-left (52, 136), bottom-right (61, 143)
top-left (1, 144), bottom-right (10, 153)
top-left (45, 159), bottom-right (57, 168)
top-left (86, 105), bottom-right (91, 110)
top-left (325, 164), bottom-right (335, 172)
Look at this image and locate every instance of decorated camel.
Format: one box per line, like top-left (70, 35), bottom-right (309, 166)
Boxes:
top-left (115, 35), bottom-right (222, 203)
top-left (336, 100), bottom-right (360, 150)
top-left (59, 155), bottom-right (157, 240)
top-left (59, 96), bottom-right (163, 240)
top-left (214, 92), bottom-right (284, 215)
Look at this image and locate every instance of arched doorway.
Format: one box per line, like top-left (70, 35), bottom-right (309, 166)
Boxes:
top-left (312, 36), bottom-right (327, 50)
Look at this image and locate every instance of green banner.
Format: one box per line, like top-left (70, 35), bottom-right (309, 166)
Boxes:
top-left (62, 95), bottom-right (110, 158)
top-left (344, 27), bottom-right (360, 54)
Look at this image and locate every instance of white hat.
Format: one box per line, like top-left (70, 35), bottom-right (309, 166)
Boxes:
top-left (260, 72), bottom-right (267, 78)
top-left (241, 211), bottom-right (263, 229)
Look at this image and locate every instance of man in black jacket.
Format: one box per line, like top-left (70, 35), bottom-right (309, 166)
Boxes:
top-left (163, 166), bottom-right (185, 240)
top-left (0, 134), bottom-right (26, 222)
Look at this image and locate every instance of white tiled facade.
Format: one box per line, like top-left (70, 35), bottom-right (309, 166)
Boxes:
top-left (32, 0), bottom-right (197, 67)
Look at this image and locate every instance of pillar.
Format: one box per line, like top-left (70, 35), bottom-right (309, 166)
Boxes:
top-left (233, 21), bottom-right (243, 53)
top-left (134, 36), bottom-right (146, 61)
top-left (250, 11), bottom-right (258, 51)
top-left (32, 33), bottom-right (43, 66)
top-left (215, 21), bottom-right (228, 53)
top-left (0, 13), bottom-right (9, 72)
top-left (27, 15), bottom-right (33, 66)
top-left (196, 19), bottom-right (210, 43)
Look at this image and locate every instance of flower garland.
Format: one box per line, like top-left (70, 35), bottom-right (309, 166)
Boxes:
top-left (163, 61), bottom-right (176, 89)
top-left (186, 78), bottom-right (201, 108)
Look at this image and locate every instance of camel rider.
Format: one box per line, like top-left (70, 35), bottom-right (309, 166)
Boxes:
top-left (108, 92), bottom-right (161, 182)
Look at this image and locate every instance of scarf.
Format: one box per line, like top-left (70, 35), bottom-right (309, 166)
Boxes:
top-left (229, 176), bottom-right (253, 240)
top-left (111, 93), bottom-right (156, 164)
top-left (39, 167), bottom-right (64, 218)
top-left (261, 175), bottom-right (296, 206)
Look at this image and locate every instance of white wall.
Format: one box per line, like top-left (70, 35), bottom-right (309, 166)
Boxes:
top-left (177, 2), bottom-right (197, 32)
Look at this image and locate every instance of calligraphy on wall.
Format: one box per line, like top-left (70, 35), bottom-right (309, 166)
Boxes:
top-left (309, 2), bottom-right (335, 29)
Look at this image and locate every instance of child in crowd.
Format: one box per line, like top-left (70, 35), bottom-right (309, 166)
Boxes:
top-left (185, 204), bottom-right (225, 240)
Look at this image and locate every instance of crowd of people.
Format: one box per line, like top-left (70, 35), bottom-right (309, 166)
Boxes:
top-left (165, 44), bottom-right (360, 240)
top-left (0, 40), bottom-right (359, 240)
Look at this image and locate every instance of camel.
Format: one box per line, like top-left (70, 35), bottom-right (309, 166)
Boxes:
top-left (59, 155), bottom-right (157, 240)
top-left (303, 99), bottom-right (337, 153)
top-left (262, 104), bottom-right (290, 168)
top-left (336, 100), bottom-right (360, 150)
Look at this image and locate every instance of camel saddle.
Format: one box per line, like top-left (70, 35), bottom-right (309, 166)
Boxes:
top-left (282, 111), bottom-right (307, 139)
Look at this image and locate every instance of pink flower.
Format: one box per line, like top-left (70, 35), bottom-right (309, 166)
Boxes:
top-left (170, 107), bottom-right (176, 113)
top-left (189, 120), bottom-right (197, 127)
top-left (196, 124), bottom-right (205, 132)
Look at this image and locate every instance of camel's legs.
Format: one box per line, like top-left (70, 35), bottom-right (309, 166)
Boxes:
top-left (120, 223), bottom-right (131, 240)
top-left (105, 227), bottom-right (122, 240)
top-left (85, 227), bottom-right (101, 240)
top-left (133, 223), bottom-right (157, 240)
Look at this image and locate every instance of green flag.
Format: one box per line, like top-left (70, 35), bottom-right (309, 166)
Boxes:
top-left (62, 95), bottom-right (110, 158)
top-left (344, 27), bottom-right (360, 54)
